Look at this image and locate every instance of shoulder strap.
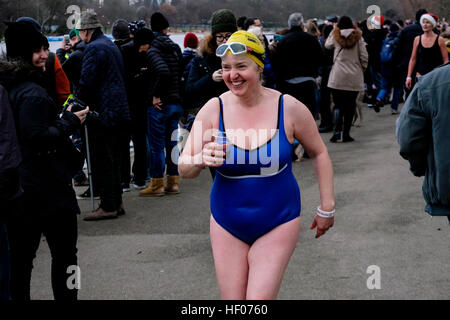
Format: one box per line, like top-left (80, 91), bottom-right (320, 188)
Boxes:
top-left (277, 94), bottom-right (283, 131)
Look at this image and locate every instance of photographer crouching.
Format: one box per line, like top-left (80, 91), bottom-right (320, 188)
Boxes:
top-left (1, 21), bottom-right (88, 300)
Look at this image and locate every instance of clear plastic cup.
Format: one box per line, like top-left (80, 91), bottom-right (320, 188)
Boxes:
top-left (212, 131), bottom-right (229, 161)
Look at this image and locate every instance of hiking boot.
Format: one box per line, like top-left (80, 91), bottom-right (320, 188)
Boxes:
top-left (76, 188), bottom-right (100, 200)
top-left (165, 176), bottom-right (180, 194)
top-left (83, 207), bottom-right (118, 221)
top-left (139, 178), bottom-right (165, 197)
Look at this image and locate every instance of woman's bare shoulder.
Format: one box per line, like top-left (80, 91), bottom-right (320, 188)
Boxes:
top-left (282, 94), bottom-right (311, 117)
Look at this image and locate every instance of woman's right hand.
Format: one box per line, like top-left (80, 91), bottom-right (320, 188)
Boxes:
top-left (212, 69), bottom-right (223, 82)
top-left (405, 78), bottom-right (412, 90)
top-left (67, 104), bottom-right (89, 124)
top-left (202, 142), bottom-right (227, 167)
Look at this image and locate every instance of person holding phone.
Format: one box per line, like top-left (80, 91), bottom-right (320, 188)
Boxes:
top-left (179, 31), bottom-right (335, 300)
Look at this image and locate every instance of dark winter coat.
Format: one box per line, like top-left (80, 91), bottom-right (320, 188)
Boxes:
top-left (270, 26), bottom-right (323, 81)
top-left (364, 28), bottom-right (389, 73)
top-left (185, 53), bottom-right (228, 110)
top-left (0, 84), bottom-right (22, 210)
top-left (380, 31), bottom-right (400, 79)
top-left (58, 40), bottom-right (86, 92)
top-left (395, 23), bottom-right (423, 73)
top-left (76, 29), bottom-right (130, 128)
top-left (181, 48), bottom-right (197, 76)
top-left (146, 34), bottom-right (183, 105)
top-left (119, 40), bottom-right (149, 108)
top-left (0, 60), bottom-right (81, 215)
top-left (397, 63), bottom-right (450, 216)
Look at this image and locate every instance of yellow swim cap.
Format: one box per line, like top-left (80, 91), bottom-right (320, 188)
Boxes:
top-left (226, 30), bottom-right (265, 69)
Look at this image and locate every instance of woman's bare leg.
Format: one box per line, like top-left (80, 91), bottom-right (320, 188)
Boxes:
top-left (246, 217), bottom-right (301, 300)
top-left (210, 215), bottom-right (250, 299)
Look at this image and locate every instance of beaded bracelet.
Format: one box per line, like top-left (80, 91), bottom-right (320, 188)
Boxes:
top-left (316, 206), bottom-right (335, 218)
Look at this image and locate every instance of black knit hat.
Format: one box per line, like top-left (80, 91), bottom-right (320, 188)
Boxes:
top-left (389, 23), bottom-right (400, 33)
top-left (112, 19), bottom-right (130, 40)
top-left (210, 9), bottom-right (237, 35)
top-left (134, 28), bottom-right (155, 47)
top-left (4, 21), bottom-right (49, 63)
top-left (150, 12), bottom-right (169, 32)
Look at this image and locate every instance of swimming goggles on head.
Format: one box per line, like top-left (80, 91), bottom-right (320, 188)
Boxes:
top-left (216, 42), bottom-right (264, 64)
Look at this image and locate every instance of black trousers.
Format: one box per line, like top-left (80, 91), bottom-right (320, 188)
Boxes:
top-left (331, 89), bottom-right (358, 137)
top-left (7, 197), bottom-right (78, 300)
top-left (89, 126), bottom-right (123, 212)
top-left (277, 80), bottom-right (317, 117)
top-left (120, 105), bottom-right (148, 185)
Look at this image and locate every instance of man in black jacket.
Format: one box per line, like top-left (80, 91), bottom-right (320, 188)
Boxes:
top-left (56, 29), bottom-right (86, 92)
top-left (394, 8), bottom-right (427, 97)
top-left (139, 12), bottom-right (183, 197)
top-left (271, 12), bottom-right (323, 117)
top-left (118, 27), bottom-right (155, 191)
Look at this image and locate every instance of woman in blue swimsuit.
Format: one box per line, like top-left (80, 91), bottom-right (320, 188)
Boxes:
top-left (179, 31), bottom-right (335, 299)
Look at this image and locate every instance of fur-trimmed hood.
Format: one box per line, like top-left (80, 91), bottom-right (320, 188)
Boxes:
top-left (0, 59), bottom-right (43, 91)
top-left (199, 34), bottom-right (217, 57)
top-left (333, 27), bottom-right (362, 48)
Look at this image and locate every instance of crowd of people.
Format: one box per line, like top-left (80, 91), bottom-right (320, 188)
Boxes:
top-left (0, 6), bottom-right (449, 300)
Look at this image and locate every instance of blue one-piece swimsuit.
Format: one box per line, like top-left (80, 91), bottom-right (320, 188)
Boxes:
top-left (210, 95), bottom-right (301, 245)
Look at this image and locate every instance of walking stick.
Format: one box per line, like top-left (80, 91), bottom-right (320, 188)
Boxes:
top-left (84, 123), bottom-right (95, 211)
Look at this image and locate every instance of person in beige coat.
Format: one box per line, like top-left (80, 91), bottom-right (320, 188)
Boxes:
top-left (325, 16), bottom-right (368, 142)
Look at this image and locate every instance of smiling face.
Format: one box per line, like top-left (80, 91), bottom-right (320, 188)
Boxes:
top-left (221, 53), bottom-right (262, 96)
top-left (32, 46), bottom-right (49, 70)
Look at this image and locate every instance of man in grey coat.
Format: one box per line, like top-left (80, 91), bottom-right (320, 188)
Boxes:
top-left (397, 62), bottom-right (450, 224)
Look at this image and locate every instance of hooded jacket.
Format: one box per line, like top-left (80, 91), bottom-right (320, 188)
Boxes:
top-left (397, 63), bottom-right (450, 216)
top-left (146, 34), bottom-right (183, 105)
top-left (0, 60), bottom-right (81, 215)
top-left (325, 27), bottom-right (368, 91)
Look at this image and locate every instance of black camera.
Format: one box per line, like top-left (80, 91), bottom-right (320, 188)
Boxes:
top-left (66, 97), bottom-right (100, 122)
top-left (67, 97), bottom-right (86, 112)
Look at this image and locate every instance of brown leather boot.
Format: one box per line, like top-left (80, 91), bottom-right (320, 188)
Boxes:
top-left (139, 178), bottom-right (165, 197)
top-left (83, 207), bottom-right (118, 221)
top-left (165, 175), bottom-right (180, 194)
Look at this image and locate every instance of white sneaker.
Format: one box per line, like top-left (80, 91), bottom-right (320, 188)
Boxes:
top-left (132, 183), bottom-right (147, 190)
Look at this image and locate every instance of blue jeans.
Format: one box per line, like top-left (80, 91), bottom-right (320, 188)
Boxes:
top-left (376, 75), bottom-right (404, 111)
top-left (147, 104), bottom-right (183, 178)
top-left (0, 224), bottom-right (11, 300)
